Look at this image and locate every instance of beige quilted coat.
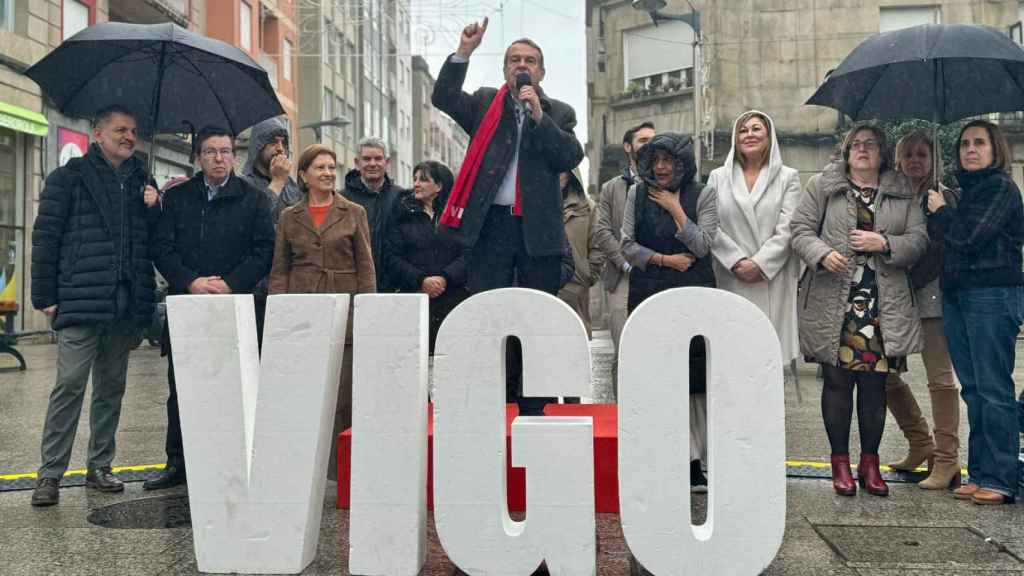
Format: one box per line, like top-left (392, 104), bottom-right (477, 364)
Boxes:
top-left (790, 161), bottom-right (927, 366)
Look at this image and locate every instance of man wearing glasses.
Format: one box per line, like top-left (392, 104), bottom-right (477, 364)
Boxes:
top-left (145, 126), bottom-right (276, 490)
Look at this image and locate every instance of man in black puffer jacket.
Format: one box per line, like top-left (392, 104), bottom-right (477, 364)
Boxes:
top-left (144, 126), bottom-right (275, 491)
top-left (30, 105), bottom-right (158, 507)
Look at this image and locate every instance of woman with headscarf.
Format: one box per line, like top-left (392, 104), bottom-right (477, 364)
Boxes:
top-left (885, 130), bottom-right (961, 491)
top-left (791, 123), bottom-right (927, 498)
top-left (621, 132), bottom-right (718, 492)
top-left (710, 110), bottom-right (801, 369)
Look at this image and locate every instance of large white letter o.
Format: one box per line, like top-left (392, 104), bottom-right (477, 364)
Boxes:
top-left (618, 287), bottom-right (786, 575)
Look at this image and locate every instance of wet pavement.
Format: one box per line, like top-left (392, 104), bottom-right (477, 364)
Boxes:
top-left (0, 334), bottom-right (1023, 574)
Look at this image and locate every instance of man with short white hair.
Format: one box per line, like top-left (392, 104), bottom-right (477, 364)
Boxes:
top-left (342, 137), bottom-right (406, 291)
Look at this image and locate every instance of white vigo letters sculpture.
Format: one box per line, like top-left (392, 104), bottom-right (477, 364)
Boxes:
top-left (618, 287), bottom-right (786, 575)
top-left (169, 288), bottom-right (787, 575)
top-left (166, 294), bottom-right (349, 574)
top-left (349, 294), bottom-right (429, 576)
top-left (432, 288), bottom-right (596, 576)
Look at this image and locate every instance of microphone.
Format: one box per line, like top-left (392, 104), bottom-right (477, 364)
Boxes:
top-left (515, 72), bottom-right (533, 116)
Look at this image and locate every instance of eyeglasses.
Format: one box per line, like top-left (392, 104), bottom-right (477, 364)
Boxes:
top-left (849, 140), bottom-right (879, 152)
top-left (200, 148), bottom-right (234, 159)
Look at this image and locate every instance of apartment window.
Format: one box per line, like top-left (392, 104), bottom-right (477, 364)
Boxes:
top-left (283, 39), bottom-right (293, 81)
top-left (0, 0), bottom-right (12, 31)
top-left (879, 6), bottom-right (940, 33)
top-left (63, 0), bottom-right (94, 40)
top-left (323, 18), bottom-right (331, 65)
top-left (348, 104), bottom-right (357, 146)
top-left (335, 96), bottom-right (345, 140)
top-left (336, 31), bottom-right (345, 76)
top-left (346, 41), bottom-right (357, 83)
top-left (323, 88), bottom-right (333, 137)
top-left (623, 21), bottom-right (694, 91)
top-left (239, 1), bottom-right (253, 51)
top-left (363, 33), bottom-right (372, 80)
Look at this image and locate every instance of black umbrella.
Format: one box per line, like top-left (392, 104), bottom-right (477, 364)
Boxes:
top-left (26, 21), bottom-right (283, 139)
top-left (806, 23), bottom-right (1024, 124)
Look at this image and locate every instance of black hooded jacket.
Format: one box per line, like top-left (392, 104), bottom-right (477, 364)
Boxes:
top-left (31, 145), bottom-right (156, 330)
top-left (241, 116), bottom-right (303, 224)
top-left (628, 133), bottom-right (715, 310)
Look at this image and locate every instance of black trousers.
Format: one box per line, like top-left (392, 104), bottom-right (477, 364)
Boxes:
top-left (164, 345), bottom-right (184, 469)
top-left (469, 206), bottom-right (561, 416)
top-left (163, 295), bottom-right (266, 470)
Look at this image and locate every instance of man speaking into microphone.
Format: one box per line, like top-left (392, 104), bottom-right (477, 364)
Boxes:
top-left (432, 18), bottom-right (584, 413)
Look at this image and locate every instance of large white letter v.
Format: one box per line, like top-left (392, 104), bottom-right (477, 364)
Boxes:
top-left (166, 294), bottom-right (349, 574)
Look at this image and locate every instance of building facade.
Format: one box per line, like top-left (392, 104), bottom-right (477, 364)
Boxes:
top-left (297, 0), bottom-right (412, 186)
top-left (410, 55), bottom-right (468, 177)
top-left (206, 0), bottom-right (297, 172)
top-left (586, 0), bottom-right (1023, 190)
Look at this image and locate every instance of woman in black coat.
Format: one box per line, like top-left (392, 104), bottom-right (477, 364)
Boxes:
top-left (384, 161), bottom-right (469, 352)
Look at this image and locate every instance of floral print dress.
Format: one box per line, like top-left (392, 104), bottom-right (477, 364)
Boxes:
top-left (837, 182), bottom-right (905, 373)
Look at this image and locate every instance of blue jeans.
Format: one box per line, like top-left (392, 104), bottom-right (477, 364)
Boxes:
top-left (943, 285), bottom-right (1023, 498)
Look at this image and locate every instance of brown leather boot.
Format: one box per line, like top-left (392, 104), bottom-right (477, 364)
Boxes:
top-left (885, 375), bottom-right (934, 471)
top-left (919, 387), bottom-right (962, 490)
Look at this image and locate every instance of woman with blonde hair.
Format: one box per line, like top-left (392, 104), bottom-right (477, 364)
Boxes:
top-left (886, 130), bottom-right (961, 490)
top-left (710, 110), bottom-right (801, 369)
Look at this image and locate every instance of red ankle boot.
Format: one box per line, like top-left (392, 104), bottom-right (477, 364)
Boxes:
top-left (858, 453), bottom-right (889, 497)
top-left (830, 454), bottom-right (857, 496)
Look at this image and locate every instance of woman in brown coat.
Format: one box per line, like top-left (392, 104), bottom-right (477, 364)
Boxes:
top-left (268, 144), bottom-right (375, 479)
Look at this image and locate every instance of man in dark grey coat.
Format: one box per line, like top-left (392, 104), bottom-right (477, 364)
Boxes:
top-left (30, 105), bottom-right (158, 506)
top-left (432, 20), bottom-right (583, 296)
top-left (432, 20), bottom-right (583, 415)
top-left (594, 122), bottom-right (655, 398)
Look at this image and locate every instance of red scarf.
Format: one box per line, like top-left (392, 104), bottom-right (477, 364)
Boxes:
top-left (440, 84), bottom-right (521, 228)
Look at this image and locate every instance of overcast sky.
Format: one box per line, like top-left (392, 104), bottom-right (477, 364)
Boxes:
top-left (409, 0), bottom-right (589, 176)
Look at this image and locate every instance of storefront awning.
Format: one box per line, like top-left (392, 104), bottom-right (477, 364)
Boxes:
top-left (0, 102), bottom-right (49, 137)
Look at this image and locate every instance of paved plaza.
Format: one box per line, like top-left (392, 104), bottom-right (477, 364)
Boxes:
top-left (0, 334), bottom-right (1022, 575)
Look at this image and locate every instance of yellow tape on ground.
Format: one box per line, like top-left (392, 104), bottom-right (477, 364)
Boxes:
top-left (0, 463), bottom-right (165, 481)
top-left (1, 460), bottom-right (965, 481)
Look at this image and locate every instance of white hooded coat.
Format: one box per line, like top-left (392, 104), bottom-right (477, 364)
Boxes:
top-left (709, 111), bottom-right (801, 362)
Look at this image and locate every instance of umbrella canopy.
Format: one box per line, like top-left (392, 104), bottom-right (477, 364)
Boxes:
top-left (26, 22), bottom-right (283, 137)
top-left (806, 24), bottom-right (1024, 123)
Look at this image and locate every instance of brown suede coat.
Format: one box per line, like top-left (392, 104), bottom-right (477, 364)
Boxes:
top-left (268, 193), bottom-right (377, 297)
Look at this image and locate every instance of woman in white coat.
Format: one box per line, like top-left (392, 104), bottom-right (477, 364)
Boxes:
top-left (710, 110), bottom-right (802, 365)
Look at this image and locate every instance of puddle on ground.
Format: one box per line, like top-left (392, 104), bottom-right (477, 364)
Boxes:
top-left (87, 494), bottom-right (191, 529)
